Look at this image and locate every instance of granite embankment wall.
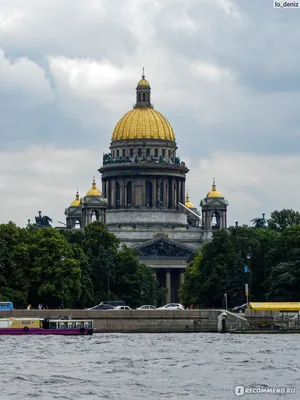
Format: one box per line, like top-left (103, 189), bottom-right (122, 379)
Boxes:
top-left (0, 309), bottom-right (224, 333)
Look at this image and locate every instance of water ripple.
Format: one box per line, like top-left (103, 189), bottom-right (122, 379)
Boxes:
top-left (0, 333), bottom-right (299, 399)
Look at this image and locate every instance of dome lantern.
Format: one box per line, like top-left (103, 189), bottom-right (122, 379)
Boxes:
top-left (134, 68), bottom-right (153, 109)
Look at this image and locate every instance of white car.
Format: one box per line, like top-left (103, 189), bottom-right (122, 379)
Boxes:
top-left (114, 306), bottom-right (132, 310)
top-left (157, 303), bottom-right (185, 310)
top-left (136, 305), bottom-right (156, 310)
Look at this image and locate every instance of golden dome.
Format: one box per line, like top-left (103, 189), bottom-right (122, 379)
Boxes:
top-left (86, 178), bottom-right (102, 196)
top-left (137, 78), bottom-right (150, 87)
top-left (185, 192), bottom-right (195, 208)
top-left (207, 178), bottom-right (223, 198)
top-left (70, 190), bottom-right (80, 207)
top-left (111, 108), bottom-right (176, 141)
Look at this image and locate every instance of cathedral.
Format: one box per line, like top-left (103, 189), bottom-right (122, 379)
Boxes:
top-left (64, 74), bottom-right (229, 303)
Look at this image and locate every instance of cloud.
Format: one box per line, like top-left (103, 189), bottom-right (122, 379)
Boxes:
top-left (0, 0), bottom-right (299, 226)
top-left (0, 48), bottom-right (53, 109)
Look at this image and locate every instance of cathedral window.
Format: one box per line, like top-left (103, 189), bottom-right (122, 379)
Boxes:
top-left (145, 181), bottom-right (152, 207)
top-left (127, 181), bottom-right (132, 207)
top-left (116, 182), bottom-right (120, 209)
top-left (159, 182), bottom-right (163, 207)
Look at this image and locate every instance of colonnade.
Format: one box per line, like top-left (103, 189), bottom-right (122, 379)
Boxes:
top-left (102, 176), bottom-right (186, 209)
top-left (153, 268), bottom-right (185, 304)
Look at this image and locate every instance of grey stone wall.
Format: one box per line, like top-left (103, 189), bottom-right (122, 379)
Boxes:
top-left (106, 209), bottom-right (188, 225)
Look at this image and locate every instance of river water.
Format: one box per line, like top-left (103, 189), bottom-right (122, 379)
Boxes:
top-left (0, 333), bottom-right (298, 400)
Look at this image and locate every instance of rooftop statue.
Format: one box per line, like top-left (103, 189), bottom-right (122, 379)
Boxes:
top-left (33, 211), bottom-right (53, 228)
top-left (251, 214), bottom-right (266, 229)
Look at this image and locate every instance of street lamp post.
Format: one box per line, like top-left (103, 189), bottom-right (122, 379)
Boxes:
top-left (246, 247), bottom-right (252, 303)
top-left (61, 256), bottom-right (65, 309)
top-left (224, 293), bottom-right (228, 310)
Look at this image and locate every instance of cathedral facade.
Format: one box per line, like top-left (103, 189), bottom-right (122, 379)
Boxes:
top-left (65, 74), bottom-right (229, 303)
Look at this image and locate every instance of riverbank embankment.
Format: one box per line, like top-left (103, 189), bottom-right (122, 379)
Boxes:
top-left (0, 309), bottom-right (229, 333)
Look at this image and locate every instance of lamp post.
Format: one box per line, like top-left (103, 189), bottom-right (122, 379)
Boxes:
top-left (61, 256), bottom-right (65, 309)
top-left (246, 247), bottom-right (252, 303)
top-left (224, 293), bottom-right (228, 310)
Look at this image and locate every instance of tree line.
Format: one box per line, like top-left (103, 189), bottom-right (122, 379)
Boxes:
top-left (180, 209), bottom-right (300, 308)
top-left (0, 221), bottom-right (165, 309)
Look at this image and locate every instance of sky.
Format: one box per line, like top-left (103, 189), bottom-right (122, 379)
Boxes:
top-left (0, 0), bottom-right (299, 227)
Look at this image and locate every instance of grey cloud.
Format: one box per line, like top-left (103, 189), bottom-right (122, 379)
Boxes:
top-left (0, 0), bottom-right (300, 226)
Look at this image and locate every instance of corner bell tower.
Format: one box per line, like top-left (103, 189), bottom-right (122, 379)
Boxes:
top-left (200, 178), bottom-right (228, 230)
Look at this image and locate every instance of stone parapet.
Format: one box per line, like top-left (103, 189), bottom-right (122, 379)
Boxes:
top-left (0, 309), bottom-right (221, 333)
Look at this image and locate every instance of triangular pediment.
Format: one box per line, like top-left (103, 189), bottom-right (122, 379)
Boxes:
top-left (83, 196), bottom-right (108, 207)
top-left (132, 236), bottom-right (197, 259)
top-left (65, 207), bottom-right (82, 217)
top-left (201, 198), bottom-right (228, 207)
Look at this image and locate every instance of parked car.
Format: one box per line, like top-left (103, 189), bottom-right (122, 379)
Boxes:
top-left (232, 303), bottom-right (248, 313)
top-left (100, 300), bottom-right (125, 307)
top-left (136, 305), bottom-right (156, 310)
top-left (114, 306), bottom-right (132, 310)
top-left (157, 303), bottom-right (185, 310)
top-left (86, 303), bottom-right (115, 310)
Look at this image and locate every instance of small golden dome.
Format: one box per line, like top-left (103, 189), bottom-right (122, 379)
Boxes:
top-left (185, 192), bottom-right (195, 208)
top-left (111, 108), bottom-right (175, 141)
top-left (137, 78), bottom-right (150, 87)
top-left (86, 178), bottom-right (102, 196)
top-left (70, 190), bottom-right (80, 207)
top-left (207, 178), bottom-right (223, 198)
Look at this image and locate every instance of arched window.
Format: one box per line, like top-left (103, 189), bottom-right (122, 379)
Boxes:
top-left (142, 92), bottom-right (146, 102)
top-left (127, 181), bottom-right (132, 207)
top-left (91, 210), bottom-right (99, 222)
top-left (211, 212), bottom-right (220, 229)
top-left (116, 182), bottom-right (120, 209)
top-left (138, 93), bottom-right (141, 102)
top-left (145, 181), bottom-right (152, 207)
top-left (74, 220), bottom-right (81, 229)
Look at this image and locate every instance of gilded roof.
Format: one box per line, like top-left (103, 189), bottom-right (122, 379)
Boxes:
top-left (70, 191), bottom-right (80, 207)
top-left (86, 178), bottom-right (102, 196)
top-left (111, 108), bottom-right (176, 141)
top-left (137, 78), bottom-right (150, 87)
top-left (206, 178), bottom-right (223, 198)
top-left (185, 192), bottom-right (195, 209)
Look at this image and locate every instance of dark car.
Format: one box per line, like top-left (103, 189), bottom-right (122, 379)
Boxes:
top-left (87, 304), bottom-right (115, 310)
top-left (232, 303), bottom-right (248, 313)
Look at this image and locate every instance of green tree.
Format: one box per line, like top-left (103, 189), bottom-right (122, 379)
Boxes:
top-left (28, 228), bottom-right (81, 308)
top-left (0, 223), bottom-right (31, 307)
top-left (267, 261), bottom-right (300, 301)
top-left (268, 209), bottom-right (300, 232)
top-left (81, 222), bottom-right (120, 303)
